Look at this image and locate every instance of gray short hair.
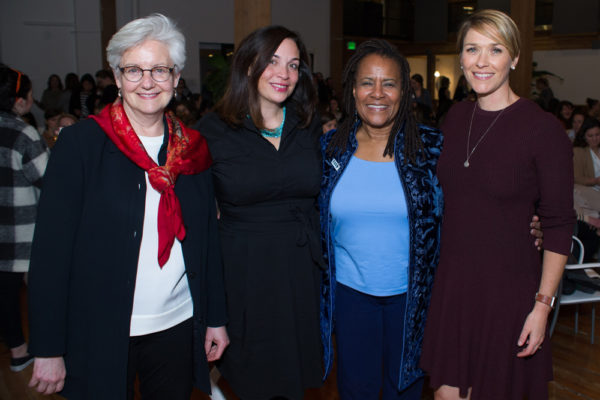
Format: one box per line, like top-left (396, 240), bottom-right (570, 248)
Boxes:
top-left (107, 14), bottom-right (186, 75)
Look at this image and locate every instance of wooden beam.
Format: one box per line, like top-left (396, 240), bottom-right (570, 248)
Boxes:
top-left (426, 51), bottom-right (436, 98)
top-left (234, 0), bottom-right (271, 48)
top-left (100, 0), bottom-right (116, 69)
top-left (330, 0), bottom-right (343, 97)
top-left (510, 0), bottom-right (535, 98)
top-left (532, 33), bottom-right (600, 51)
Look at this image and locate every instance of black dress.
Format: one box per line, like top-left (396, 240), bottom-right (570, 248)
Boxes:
top-left (197, 109), bottom-right (323, 400)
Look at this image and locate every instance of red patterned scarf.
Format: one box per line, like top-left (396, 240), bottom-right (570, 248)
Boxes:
top-left (91, 99), bottom-right (212, 267)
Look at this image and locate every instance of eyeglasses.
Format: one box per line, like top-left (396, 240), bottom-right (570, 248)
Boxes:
top-left (118, 65), bottom-right (175, 82)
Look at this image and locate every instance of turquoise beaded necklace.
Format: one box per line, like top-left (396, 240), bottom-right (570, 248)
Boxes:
top-left (260, 107), bottom-right (286, 138)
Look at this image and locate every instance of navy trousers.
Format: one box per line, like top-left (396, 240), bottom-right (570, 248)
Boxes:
top-left (335, 283), bottom-right (423, 400)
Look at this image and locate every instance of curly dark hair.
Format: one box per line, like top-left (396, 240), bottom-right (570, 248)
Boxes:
top-left (573, 117), bottom-right (600, 148)
top-left (327, 39), bottom-right (422, 161)
top-left (215, 25), bottom-right (316, 129)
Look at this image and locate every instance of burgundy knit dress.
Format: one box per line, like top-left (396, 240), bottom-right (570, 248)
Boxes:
top-left (420, 98), bottom-right (575, 399)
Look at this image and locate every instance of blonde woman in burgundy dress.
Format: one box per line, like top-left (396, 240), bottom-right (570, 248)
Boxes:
top-left (421, 10), bottom-right (574, 400)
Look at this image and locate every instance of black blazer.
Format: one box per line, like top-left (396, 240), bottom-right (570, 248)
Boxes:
top-left (28, 118), bottom-right (226, 399)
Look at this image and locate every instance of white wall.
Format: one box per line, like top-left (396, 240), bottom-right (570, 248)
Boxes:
top-left (433, 54), bottom-right (461, 99)
top-left (118, 0), bottom-right (235, 92)
top-left (532, 49), bottom-right (600, 105)
top-left (407, 56), bottom-right (427, 81)
top-left (1, 0), bottom-right (331, 98)
top-left (0, 0), bottom-right (102, 100)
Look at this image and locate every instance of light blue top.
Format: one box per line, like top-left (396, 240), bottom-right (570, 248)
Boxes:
top-left (330, 155), bottom-right (409, 296)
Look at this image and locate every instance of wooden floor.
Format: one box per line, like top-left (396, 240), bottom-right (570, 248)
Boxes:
top-left (2, 290), bottom-right (599, 399)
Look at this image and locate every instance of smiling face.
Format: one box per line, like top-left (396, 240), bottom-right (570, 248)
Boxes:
top-left (560, 104), bottom-right (573, 120)
top-left (460, 28), bottom-right (517, 103)
top-left (353, 54), bottom-right (402, 133)
top-left (585, 127), bottom-right (600, 149)
top-left (116, 39), bottom-right (180, 120)
top-left (256, 38), bottom-right (300, 109)
top-left (573, 113), bottom-right (585, 133)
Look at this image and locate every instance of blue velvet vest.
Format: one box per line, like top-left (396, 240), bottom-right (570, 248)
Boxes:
top-left (319, 121), bottom-right (444, 390)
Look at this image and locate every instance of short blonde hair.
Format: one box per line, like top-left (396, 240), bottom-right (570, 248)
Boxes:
top-left (457, 9), bottom-right (521, 60)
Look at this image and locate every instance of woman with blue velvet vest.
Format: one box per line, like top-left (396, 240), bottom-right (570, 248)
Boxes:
top-left (319, 39), bottom-right (444, 399)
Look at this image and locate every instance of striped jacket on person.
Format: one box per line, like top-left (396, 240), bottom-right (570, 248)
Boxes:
top-left (0, 111), bottom-right (49, 272)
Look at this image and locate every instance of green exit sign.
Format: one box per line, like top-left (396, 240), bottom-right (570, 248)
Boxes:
top-left (347, 41), bottom-right (356, 50)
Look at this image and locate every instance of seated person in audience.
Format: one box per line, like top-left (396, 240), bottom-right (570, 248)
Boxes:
top-left (329, 97), bottom-right (342, 121)
top-left (40, 74), bottom-right (64, 112)
top-left (41, 108), bottom-right (61, 148)
top-left (321, 111), bottom-right (337, 134)
top-left (573, 118), bottom-right (600, 260)
top-left (588, 98), bottom-right (600, 120)
top-left (191, 93), bottom-right (210, 118)
top-left (61, 73), bottom-right (79, 113)
top-left (53, 113), bottom-right (77, 137)
top-left (567, 108), bottom-right (586, 142)
top-left (410, 73), bottom-right (433, 112)
top-left (174, 77), bottom-right (192, 101)
top-left (173, 99), bottom-right (197, 127)
top-left (69, 73), bottom-right (97, 118)
top-left (95, 69), bottom-right (118, 108)
top-left (452, 75), bottom-right (469, 102)
top-left (535, 77), bottom-right (555, 111)
top-left (573, 118), bottom-right (600, 187)
top-left (556, 100), bottom-right (573, 130)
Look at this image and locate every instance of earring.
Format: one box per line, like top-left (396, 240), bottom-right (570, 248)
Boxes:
top-left (460, 65), bottom-right (463, 70)
top-left (511, 65), bottom-right (516, 70)
top-left (118, 89), bottom-right (121, 97)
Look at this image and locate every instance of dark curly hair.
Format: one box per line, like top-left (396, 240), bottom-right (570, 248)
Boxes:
top-left (573, 117), bottom-right (600, 148)
top-left (215, 25), bottom-right (316, 129)
top-left (327, 39), bottom-right (422, 161)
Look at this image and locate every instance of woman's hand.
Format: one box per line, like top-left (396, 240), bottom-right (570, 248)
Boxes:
top-left (530, 215), bottom-right (543, 250)
top-left (28, 356), bottom-right (66, 395)
top-left (516, 303), bottom-right (551, 358)
top-left (205, 326), bottom-right (230, 362)
top-left (584, 215), bottom-right (600, 229)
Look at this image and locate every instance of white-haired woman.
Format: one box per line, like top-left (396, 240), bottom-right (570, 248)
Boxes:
top-left (27, 14), bottom-right (228, 399)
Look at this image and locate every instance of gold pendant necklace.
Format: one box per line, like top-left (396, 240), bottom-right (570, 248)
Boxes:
top-left (464, 102), bottom-right (506, 167)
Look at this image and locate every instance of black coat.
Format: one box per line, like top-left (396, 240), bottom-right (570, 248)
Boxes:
top-left (28, 118), bottom-right (226, 399)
